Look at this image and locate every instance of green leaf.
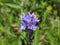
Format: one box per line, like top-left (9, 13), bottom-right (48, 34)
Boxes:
top-left (6, 3), bottom-right (21, 9)
top-left (32, 28), bottom-right (40, 45)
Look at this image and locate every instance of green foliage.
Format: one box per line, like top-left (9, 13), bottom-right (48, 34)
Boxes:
top-left (0, 0), bottom-right (60, 45)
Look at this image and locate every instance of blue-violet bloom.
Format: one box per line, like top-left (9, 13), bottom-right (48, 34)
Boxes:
top-left (20, 12), bottom-right (39, 31)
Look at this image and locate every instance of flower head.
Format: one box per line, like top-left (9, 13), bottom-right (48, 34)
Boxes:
top-left (20, 12), bottom-right (39, 30)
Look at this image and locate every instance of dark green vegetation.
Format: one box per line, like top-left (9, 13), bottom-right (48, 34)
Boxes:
top-left (0, 0), bottom-right (60, 45)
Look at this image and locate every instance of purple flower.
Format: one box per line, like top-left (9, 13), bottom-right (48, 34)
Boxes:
top-left (20, 12), bottom-right (39, 30)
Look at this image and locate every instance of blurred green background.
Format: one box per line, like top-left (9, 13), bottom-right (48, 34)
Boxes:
top-left (0, 0), bottom-right (60, 45)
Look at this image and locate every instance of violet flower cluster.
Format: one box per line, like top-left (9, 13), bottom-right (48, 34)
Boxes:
top-left (20, 12), bottom-right (39, 30)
